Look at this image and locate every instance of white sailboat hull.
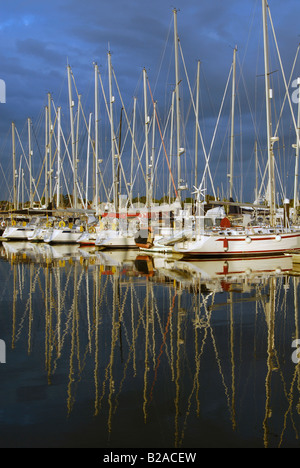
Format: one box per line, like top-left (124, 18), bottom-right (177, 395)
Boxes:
top-left (172, 230), bottom-right (300, 257)
top-left (2, 226), bottom-right (35, 240)
top-left (44, 228), bottom-right (83, 244)
top-left (95, 230), bottom-right (137, 249)
top-left (77, 231), bottom-right (97, 245)
top-left (27, 228), bottom-right (48, 242)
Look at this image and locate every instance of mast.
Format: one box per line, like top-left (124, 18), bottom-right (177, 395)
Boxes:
top-left (130, 97), bottom-right (137, 207)
top-left (169, 90), bottom-right (175, 204)
top-left (48, 93), bottom-right (53, 205)
top-left (262, 0), bottom-right (276, 226)
top-left (67, 65), bottom-right (78, 210)
top-left (22, 168), bottom-right (24, 207)
top-left (117, 107), bottom-right (123, 200)
top-left (44, 106), bottom-right (48, 208)
top-left (57, 106), bottom-right (61, 209)
top-left (75, 94), bottom-right (81, 206)
top-left (255, 140), bottom-right (258, 202)
top-left (143, 68), bottom-right (150, 208)
top-left (150, 101), bottom-right (156, 205)
top-left (108, 51), bottom-right (118, 212)
top-left (12, 122), bottom-right (17, 210)
top-left (28, 118), bottom-right (33, 208)
top-left (173, 8), bottom-right (183, 201)
top-left (293, 77), bottom-right (300, 222)
top-left (195, 60), bottom-right (200, 190)
top-left (94, 62), bottom-right (99, 214)
top-left (86, 112), bottom-right (92, 210)
top-left (229, 46), bottom-right (237, 200)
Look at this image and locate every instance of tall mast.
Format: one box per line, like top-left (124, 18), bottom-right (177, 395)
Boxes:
top-left (28, 117), bottom-right (33, 208)
top-left (44, 106), bottom-right (48, 208)
top-left (22, 168), bottom-right (24, 207)
top-left (143, 68), bottom-right (150, 208)
top-left (169, 90), bottom-right (175, 204)
top-left (293, 77), bottom-right (300, 222)
top-left (48, 93), bottom-right (53, 205)
top-left (173, 8), bottom-right (183, 201)
top-left (67, 65), bottom-right (78, 209)
top-left (108, 51), bottom-right (118, 212)
top-left (262, 0), bottom-right (276, 226)
top-left (117, 107), bottom-right (123, 201)
top-left (75, 94), bottom-right (81, 208)
top-left (130, 97), bottom-right (137, 207)
top-left (229, 46), bottom-right (237, 200)
top-left (94, 62), bottom-right (99, 214)
top-left (150, 101), bottom-right (156, 205)
top-left (12, 122), bottom-right (17, 210)
top-left (57, 106), bottom-right (61, 209)
top-left (86, 112), bottom-right (92, 210)
top-left (255, 140), bottom-right (258, 202)
top-left (195, 60), bottom-right (200, 190)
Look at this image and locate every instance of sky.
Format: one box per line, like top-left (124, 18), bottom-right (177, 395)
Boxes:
top-left (0, 0), bottom-right (299, 205)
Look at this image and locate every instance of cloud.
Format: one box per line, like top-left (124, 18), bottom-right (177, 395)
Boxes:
top-left (16, 38), bottom-right (66, 68)
top-left (0, 0), bottom-right (299, 201)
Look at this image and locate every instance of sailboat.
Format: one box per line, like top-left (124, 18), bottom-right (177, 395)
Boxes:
top-left (2, 216), bottom-right (45, 241)
top-left (169, 0), bottom-right (300, 258)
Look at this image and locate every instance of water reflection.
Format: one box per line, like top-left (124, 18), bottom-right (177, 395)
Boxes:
top-left (1, 242), bottom-right (300, 448)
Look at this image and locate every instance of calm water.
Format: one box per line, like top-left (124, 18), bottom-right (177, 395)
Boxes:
top-left (0, 241), bottom-right (300, 448)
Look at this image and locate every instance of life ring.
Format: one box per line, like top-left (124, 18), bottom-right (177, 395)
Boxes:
top-left (88, 226), bottom-right (96, 234)
top-left (1, 221), bottom-right (6, 227)
top-left (59, 220), bottom-right (65, 228)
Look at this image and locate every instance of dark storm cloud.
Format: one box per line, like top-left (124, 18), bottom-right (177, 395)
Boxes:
top-left (0, 0), bottom-right (299, 201)
top-left (16, 38), bottom-right (66, 67)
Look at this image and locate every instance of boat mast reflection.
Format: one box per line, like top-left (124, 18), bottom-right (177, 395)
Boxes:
top-left (1, 242), bottom-right (300, 448)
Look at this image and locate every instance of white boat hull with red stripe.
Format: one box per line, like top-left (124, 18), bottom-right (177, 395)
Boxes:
top-left (172, 228), bottom-right (300, 257)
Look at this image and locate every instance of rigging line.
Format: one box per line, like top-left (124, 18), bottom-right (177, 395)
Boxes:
top-left (0, 162), bottom-right (12, 199)
top-left (98, 69), bottom-right (138, 202)
top-left (153, 15), bottom-right (173, 95)
top-left (54, 112), bottom-right (85, 203)
top-left (237, 56), bottom-right (262, 156)
top-left (73, 88), bottom-right (110, 201)
top-left (274, 44), bottom-right (300, 139)
top-left (200, 60), bottom-right (232, 195)
top-left (69, 68), bottom-right (107, 204)
top-left (274, 156), bottom-right (286, 202)
top-left (111, 67), bottom-right (146, 183)
top-left (14, 127), bottom-right (42, 205)
top-left (258, 159), bottom-right (269, 200)
top-left (152, 103), bottom-right (173, 190)
top-left (31, 120), bottom-right (45, 164)
top-left (268, 6), bottom-right (300, 148)
top-left (51, 103), bottom-right (85, 207)
top-left (147, 76), bottom-right (178, 199)
top-left (178, 41), bottom-right (217, 198)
